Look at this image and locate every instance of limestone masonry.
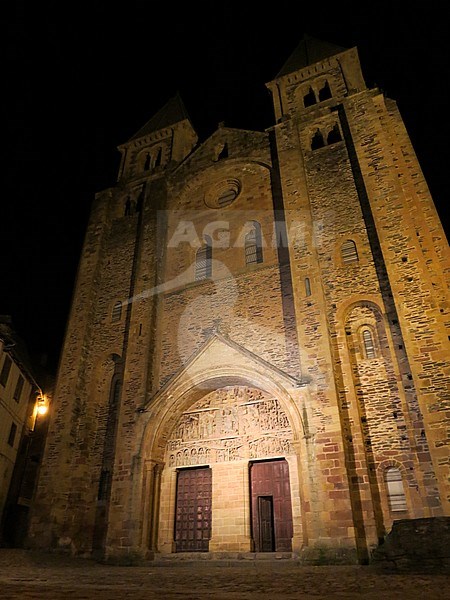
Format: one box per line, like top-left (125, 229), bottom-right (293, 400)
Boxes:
top-left (27, 36), bottom-right (449, 563)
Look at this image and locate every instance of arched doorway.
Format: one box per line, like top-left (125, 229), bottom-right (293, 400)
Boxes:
top-left (158, 384), bottom-right (299, 554)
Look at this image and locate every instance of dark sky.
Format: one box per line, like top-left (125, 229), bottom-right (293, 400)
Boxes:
top-left (2, 9), bottom-right (449, 372)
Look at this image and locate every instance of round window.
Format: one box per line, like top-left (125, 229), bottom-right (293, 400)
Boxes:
top-left (204, 179), bottom-right (241, 209)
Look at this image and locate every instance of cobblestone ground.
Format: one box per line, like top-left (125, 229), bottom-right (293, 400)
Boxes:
top-left (0, 550), bottom-right (449, 600)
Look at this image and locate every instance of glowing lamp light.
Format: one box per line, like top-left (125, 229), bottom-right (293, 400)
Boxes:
top-left (37, 403), bottom-right (48, 415)
top-left (36, 395), bottom-right (49, 416)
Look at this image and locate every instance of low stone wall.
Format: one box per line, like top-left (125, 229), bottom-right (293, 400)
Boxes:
top-left (371, 517), bottom-right (450, 569)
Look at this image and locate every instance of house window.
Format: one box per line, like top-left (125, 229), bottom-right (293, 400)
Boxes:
top-left (362, 329), bottom-right (376, 359)
top-left (195, 237), bottom-right (212, 280)
top-left (245, 222), bottom-right (263, 265)
top-left (8, 422), bottom-right (17, 447)
top-left (112, 301), bottom-right (122, 323)
top-left (385, 467), bottom-right (407, 512)
top-left (13, 375), bottom-right (24, 401)
top-left (341, 240), bottom-right (358, 264)
top-left (0, 356), bottom-right (12, 387)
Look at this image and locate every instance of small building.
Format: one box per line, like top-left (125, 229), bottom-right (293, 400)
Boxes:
top-left (0, 316), bottom-right (50, 546)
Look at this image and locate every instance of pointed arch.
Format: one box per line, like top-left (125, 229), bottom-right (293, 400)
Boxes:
top-left (139, 334), bottom-right (308, 462)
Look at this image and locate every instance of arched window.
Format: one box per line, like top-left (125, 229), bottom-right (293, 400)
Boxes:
top-left (144, 153), bottom-right (151, 171)
top-left (311, 129), bottom-right (325, 150)
top-left (303, 87), bottom-right (316, 108)
top-left (385, 467), bottom-right (407, 512)
top-left (111, 301), bottom-right (122, 322)
top-left (305, 277), bottom-right (311, 297)
top-left (341, 239), bottom-right (358, 264)
top-left (195, 236), bottom-right (212, 280)
top-left (110, 378), bottom-right (122, 406)
top-left (362, 328), bottom-right (376, 359)
top-left (327, 124), bottom-right (342, 145)
top-left (217, 143), bottom-right (229, 160)
top-left (245, 222), bottom-right (263, 265)
top-left (318, 80), bottom-right (332, 101)
top-left (154, 147), bottom-right (162, 167)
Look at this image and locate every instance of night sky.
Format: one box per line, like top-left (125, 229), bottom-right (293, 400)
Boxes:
top-left (3, 9), bottom-right (448, 372)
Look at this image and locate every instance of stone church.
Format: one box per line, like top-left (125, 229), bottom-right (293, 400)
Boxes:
top-left (28, 36), bottom-right (449, 563)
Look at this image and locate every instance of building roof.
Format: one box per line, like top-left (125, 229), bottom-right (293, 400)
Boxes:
top-left (0, 315), bottom-right (40, 388)
top-left (276, 34), bottom-right (347, 78)
top-left (128, 92), bottom-right (192, 141)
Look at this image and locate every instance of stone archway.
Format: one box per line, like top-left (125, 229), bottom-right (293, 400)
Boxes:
top-left (156, 384), bottom-right (300, 554)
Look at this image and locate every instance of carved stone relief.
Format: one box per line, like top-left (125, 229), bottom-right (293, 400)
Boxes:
top-left (166, 386), bottom-right (294, 467)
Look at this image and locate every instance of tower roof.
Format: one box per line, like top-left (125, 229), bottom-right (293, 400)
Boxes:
top-left (276, 35), bottom-right (347, 78)
top-left (128, 92), bottom-right (192, 141)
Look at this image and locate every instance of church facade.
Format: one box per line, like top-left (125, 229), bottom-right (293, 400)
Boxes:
top-left (28, 37), bottom-right (449, 563)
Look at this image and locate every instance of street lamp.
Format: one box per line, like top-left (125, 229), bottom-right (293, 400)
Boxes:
top-left (36, 395), bottom-right (49, 417)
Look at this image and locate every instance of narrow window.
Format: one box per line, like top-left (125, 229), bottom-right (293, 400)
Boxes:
top-left (303, 87), bottom-right (316, 108)
top-left (13, 375), bottom-right (24, 401)
top-left (385, 467), bottom-right (407, 512)
top-left (311, 129), bottom-right (325, 150)
top-left (245, 222), bottom-right (263, 265)
top-left (327, 124), bottom-right (342, 145)
top-left (195, 236), bottom-right (212, 280)
top-left (305, 277), bottom-right (311, 297)
top-left (124, 196), bottom-right (132, 216)
top-left (111, 301), bottom-right (122, 323)
top-left (97, 469), bottom-right (111, 501)
top-left (144, 153), bottom-right (151, 171)
top-left (110, 378), bottom-right (121, 406)
top-left (362, 329), bottom-right (376, 359)
top-left (341, 240), bottom-right (358, 264)
top-left (154, 147), bottom-right (162, 167)
top-left (8, 422), bottom-right (17, 447)
top-left (217, 143), bottom-right (229, 160)
top-left (0, 356), bottom-right (12, 387)
top-left (318, 80), bottom-right (332, 101)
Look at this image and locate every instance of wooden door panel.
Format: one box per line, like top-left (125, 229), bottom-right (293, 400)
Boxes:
top-left (250, 460), bottom-right (293, 552)
top-left (258, 496), bottom-right (275, 552)
top-left (175, 467), bottom-right (211, 552)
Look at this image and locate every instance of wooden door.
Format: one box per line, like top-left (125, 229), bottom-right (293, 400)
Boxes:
top-left (258, 496), bottom-right (275, 551)
top-left (175, 467), bottom-right (212, 552)
top-left (250, 460), bottom-right (293, 552)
